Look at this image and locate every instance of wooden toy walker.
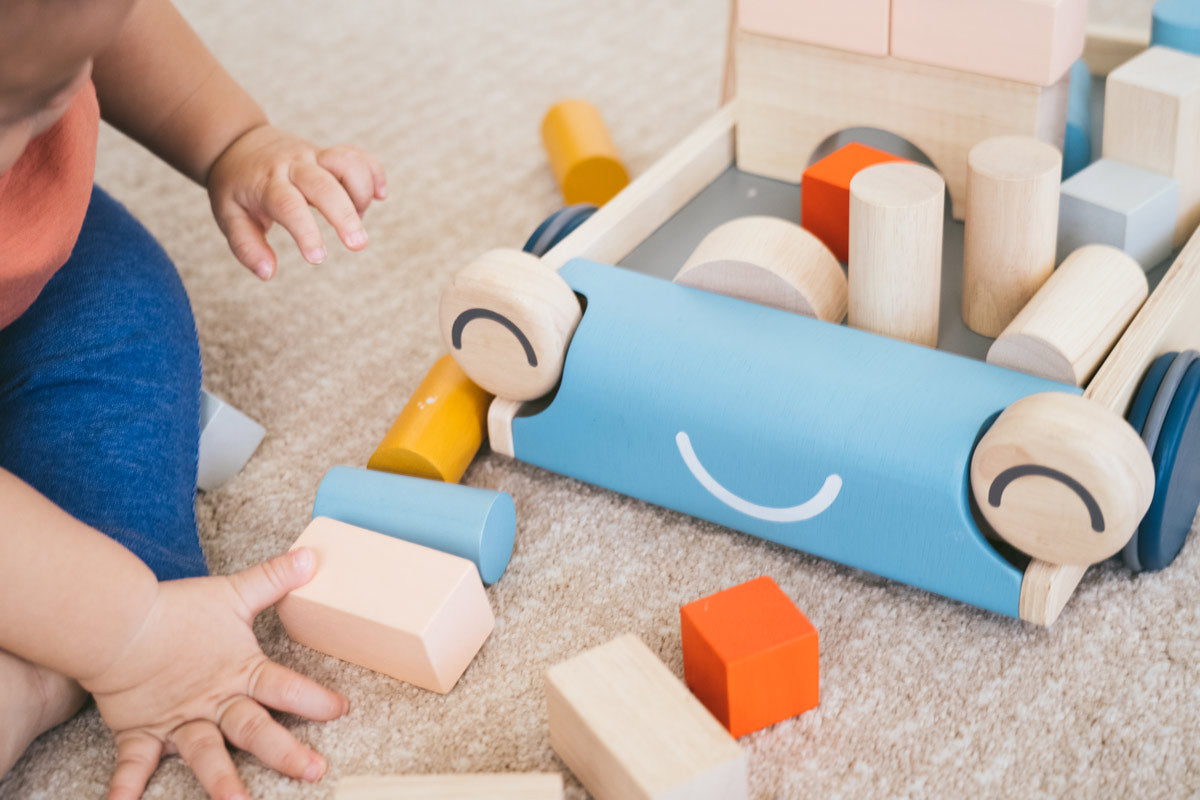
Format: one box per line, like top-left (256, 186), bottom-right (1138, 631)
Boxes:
top-left (437, 1), bottom-right (1200, 626)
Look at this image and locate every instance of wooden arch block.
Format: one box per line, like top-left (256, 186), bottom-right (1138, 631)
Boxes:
top-left (890, 0), bottom-right (1087, 86)
top-left (801, 142), bottom-right (910, 263)
top-left (681, 576), bottom-right (818, 738)
top-left (546, 635), bottom-right (747, 800)
top-left (675, 216), bottom-right (847, 323)
top-left (737, 0), bottom-right (891, 57)
top-left (277, 517), bottom-right (494, 693)
top-left (1103, 46), bottom-right (1200, 248)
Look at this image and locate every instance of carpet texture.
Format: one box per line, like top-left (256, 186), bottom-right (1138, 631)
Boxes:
top-left (2, 1), bottom-right (1197, 798)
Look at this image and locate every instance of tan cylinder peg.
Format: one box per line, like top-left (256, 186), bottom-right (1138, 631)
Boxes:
top-left (675, 216), bottom-right (848, 323)
top-left (962, 135), bottom-right (1062, 337)
top-left (439, 249), bottom-right (582, 402)
top-left (988, 245), bottom-right (1149, 385)
top-left (848, 162), bottom-right (945, 347)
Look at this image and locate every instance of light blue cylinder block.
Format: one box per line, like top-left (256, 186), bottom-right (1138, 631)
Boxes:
top-left (1063, 59), bottom-right (1092, 180)
top-left (511, 260), bottom-right (1078, 618)
top-left (1153, 0), bottom-right (1200, 56)
top-left (313, 466), bottom-right (516, 584)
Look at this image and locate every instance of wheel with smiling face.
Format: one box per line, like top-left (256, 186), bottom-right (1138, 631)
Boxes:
top-left (970, 392), bottom-right (1155, 566)
top-left (439, 248), bottom-right (582, 403)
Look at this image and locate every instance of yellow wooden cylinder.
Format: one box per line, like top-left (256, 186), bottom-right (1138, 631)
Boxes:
top-left (368, 355), bottom-right (493, 483)
top-left (541, 99), bottom-right (630, 206)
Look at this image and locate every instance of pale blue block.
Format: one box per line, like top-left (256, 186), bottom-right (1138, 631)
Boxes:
top-left (313, 466), bottom-right (516, 584)
top-left (511, 260), bottom-right (1076, 619)
top-left (1063, 59), bottom-right (1093, 179)
top-left (1058, 158), bottom-right (1180, 270)
top-left (1153, 0), bottom-right (1200, 56)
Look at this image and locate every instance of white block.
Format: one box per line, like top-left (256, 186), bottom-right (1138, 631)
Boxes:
top-left (197, 390), bottom-right (266, 491)
top-left (1058, 159), bottom-right (1180, 270)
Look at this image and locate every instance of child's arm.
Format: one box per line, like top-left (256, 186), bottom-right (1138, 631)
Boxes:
top-left (92, 0), bottom-right (386, 280)
top-left (0, 469), bottom-right (346, 800)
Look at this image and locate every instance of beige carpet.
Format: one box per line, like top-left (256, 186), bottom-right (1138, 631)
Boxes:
top-left (3, 1), bottom-right (1199, 798)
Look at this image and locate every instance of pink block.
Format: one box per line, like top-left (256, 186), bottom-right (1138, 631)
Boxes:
top-left (276, 517), bottom-right (494, 694)
top-left (890, 0), bottom-right (1087, 86)
top-left (738, 0), bottom-right (891, 57)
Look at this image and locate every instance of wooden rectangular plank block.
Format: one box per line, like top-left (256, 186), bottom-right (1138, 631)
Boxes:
top-left (546, 634), bottom-right (748, 800)
top-left (335, 773), bottom-right (563, 799)
top-left (1102, 46), bottom-right (1200, 247)
top-left (735, 30), bottom-right (1069, 220)
top-left (276, 517), bottom-right (494, 694)
top-left (738, 0), bottom-right (890, 57)
top-left (890, 0), bottom-right (1087, 86)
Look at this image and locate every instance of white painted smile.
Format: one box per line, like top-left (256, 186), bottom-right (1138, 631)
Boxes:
top-left (675, 431), bottom-right (842, 523)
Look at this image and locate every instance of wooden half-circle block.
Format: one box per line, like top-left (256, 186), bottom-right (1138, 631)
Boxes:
top-left (970, 392), bottom-right (1154, 566)
top-left (674, 216), bottom-right (847, 323)
top-left (440, 249), bottom-right (582, 402)
top-left (988, 244), bottom-right (1148, 385)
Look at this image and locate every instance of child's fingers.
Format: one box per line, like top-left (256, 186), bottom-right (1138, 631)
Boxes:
top-left (292, 162), bottom-right (368, 251)
top-left (216, 205), bottom-right (276, 280)
top-left (317, 145), bottom-right (387, 212)
top-left (219, 697), bottom-right (327, 783)
top-left (261, 179), bottom-right (329, 264)
top-left (172, 720), bottom-right (248, 800)
top-left (107, 732), bottom-right (163, 800)
top-left (228, 548), bottom-right (317, 620)
top-left (249, 659), bottom-right (348, 722)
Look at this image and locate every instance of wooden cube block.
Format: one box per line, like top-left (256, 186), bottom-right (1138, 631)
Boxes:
top-left (738, 0), bottom-right (890, 57)
top-left (802, 142), bottom-right (909, 262)
top-left (1153, 0), bottom-right (1200, 57)
top-left (276, 517), bottom-right (494, 694)
top-left (680, 576), bottom-right (818, 738)
top-left (890, 0), bottom-right (1087, 86)
top-left (1058, 159), bottom-right (1180, 270)
top-left (336, 773), bottom-right (563, 799)
top-left (545, 634), bottom-right (747, 800)
top-left (197, 390), bottom-right (265, 491)
top-left (1103, 46), bottom-right (1200, 247)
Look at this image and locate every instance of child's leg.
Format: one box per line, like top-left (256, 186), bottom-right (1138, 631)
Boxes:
top-left (0, 187), bottom-right (205, 775)
top-left (0, 649), bottom-right (87, 777)
top-left (0, 186), bottom-right (206, 580)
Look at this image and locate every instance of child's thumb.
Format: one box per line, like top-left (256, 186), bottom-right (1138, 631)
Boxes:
top-left (230, 548), bottom-right (317, 618)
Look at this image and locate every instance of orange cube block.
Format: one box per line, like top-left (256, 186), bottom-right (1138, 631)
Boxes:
top-left (681, 576), bottom-right (818, 738)
top-left (802, 142), bottom-right (910, 262)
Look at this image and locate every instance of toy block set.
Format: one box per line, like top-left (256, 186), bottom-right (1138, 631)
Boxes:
top-left (434, 0), bottom-right (1200, 629)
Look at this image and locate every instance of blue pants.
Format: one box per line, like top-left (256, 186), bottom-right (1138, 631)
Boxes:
top-left (0, 187), bottom-right (207, 580)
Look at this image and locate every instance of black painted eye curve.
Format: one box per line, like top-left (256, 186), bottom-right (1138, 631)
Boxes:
top-left (450, 308), bottom-right (538, 367)
top-left (988, 464), bottom-right (1105, 533)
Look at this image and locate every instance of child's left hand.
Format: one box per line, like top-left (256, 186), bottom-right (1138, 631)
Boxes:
top-left (206, 124), bottom-right (387, 280)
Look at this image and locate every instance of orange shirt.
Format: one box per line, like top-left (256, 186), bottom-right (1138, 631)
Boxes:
top-left (0, 81), bottom-right (99, 330)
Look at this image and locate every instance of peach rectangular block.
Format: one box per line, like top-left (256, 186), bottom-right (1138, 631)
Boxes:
top-left (546, 634), bottom-right (747, 800)
top-left (335, 773), bottom-right (563, 799)
top-left (276, 517), bottom-right (494, 694)
top-left (738, 0), bottom-right (890, 57)
top-left (1102, 46), bottom-right (1200, 248)
top-left (890, 0), bottom-right (1087, 86)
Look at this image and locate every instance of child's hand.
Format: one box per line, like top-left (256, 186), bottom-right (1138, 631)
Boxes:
top-left (80, 549), bottom-right (347, 800)
top-left (206, 124), bottom-right (387, 280)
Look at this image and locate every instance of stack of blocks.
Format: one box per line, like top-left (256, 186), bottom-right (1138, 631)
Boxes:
top-left (736, 0), bottom-right (1085, 219)
top-left (681, 576), bottom-right (819, 738)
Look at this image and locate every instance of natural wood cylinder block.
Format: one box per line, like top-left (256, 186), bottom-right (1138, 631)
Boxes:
top-left (963, 135), bottom-right (1063, 337)
top-left (847, 162), bottom-right (945, 347)
top-left (440, 249), bottom-right (582, 402)
top-left (970, 392), bottom-right (1154, 566)
top-left (675, 216), bottom-right (847, 323)
top-left (988, 245), bottom-right (1149, 385)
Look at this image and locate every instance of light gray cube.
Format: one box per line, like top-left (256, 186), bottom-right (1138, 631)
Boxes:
top-left (1057, 158), bottom-right (1179, 271)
